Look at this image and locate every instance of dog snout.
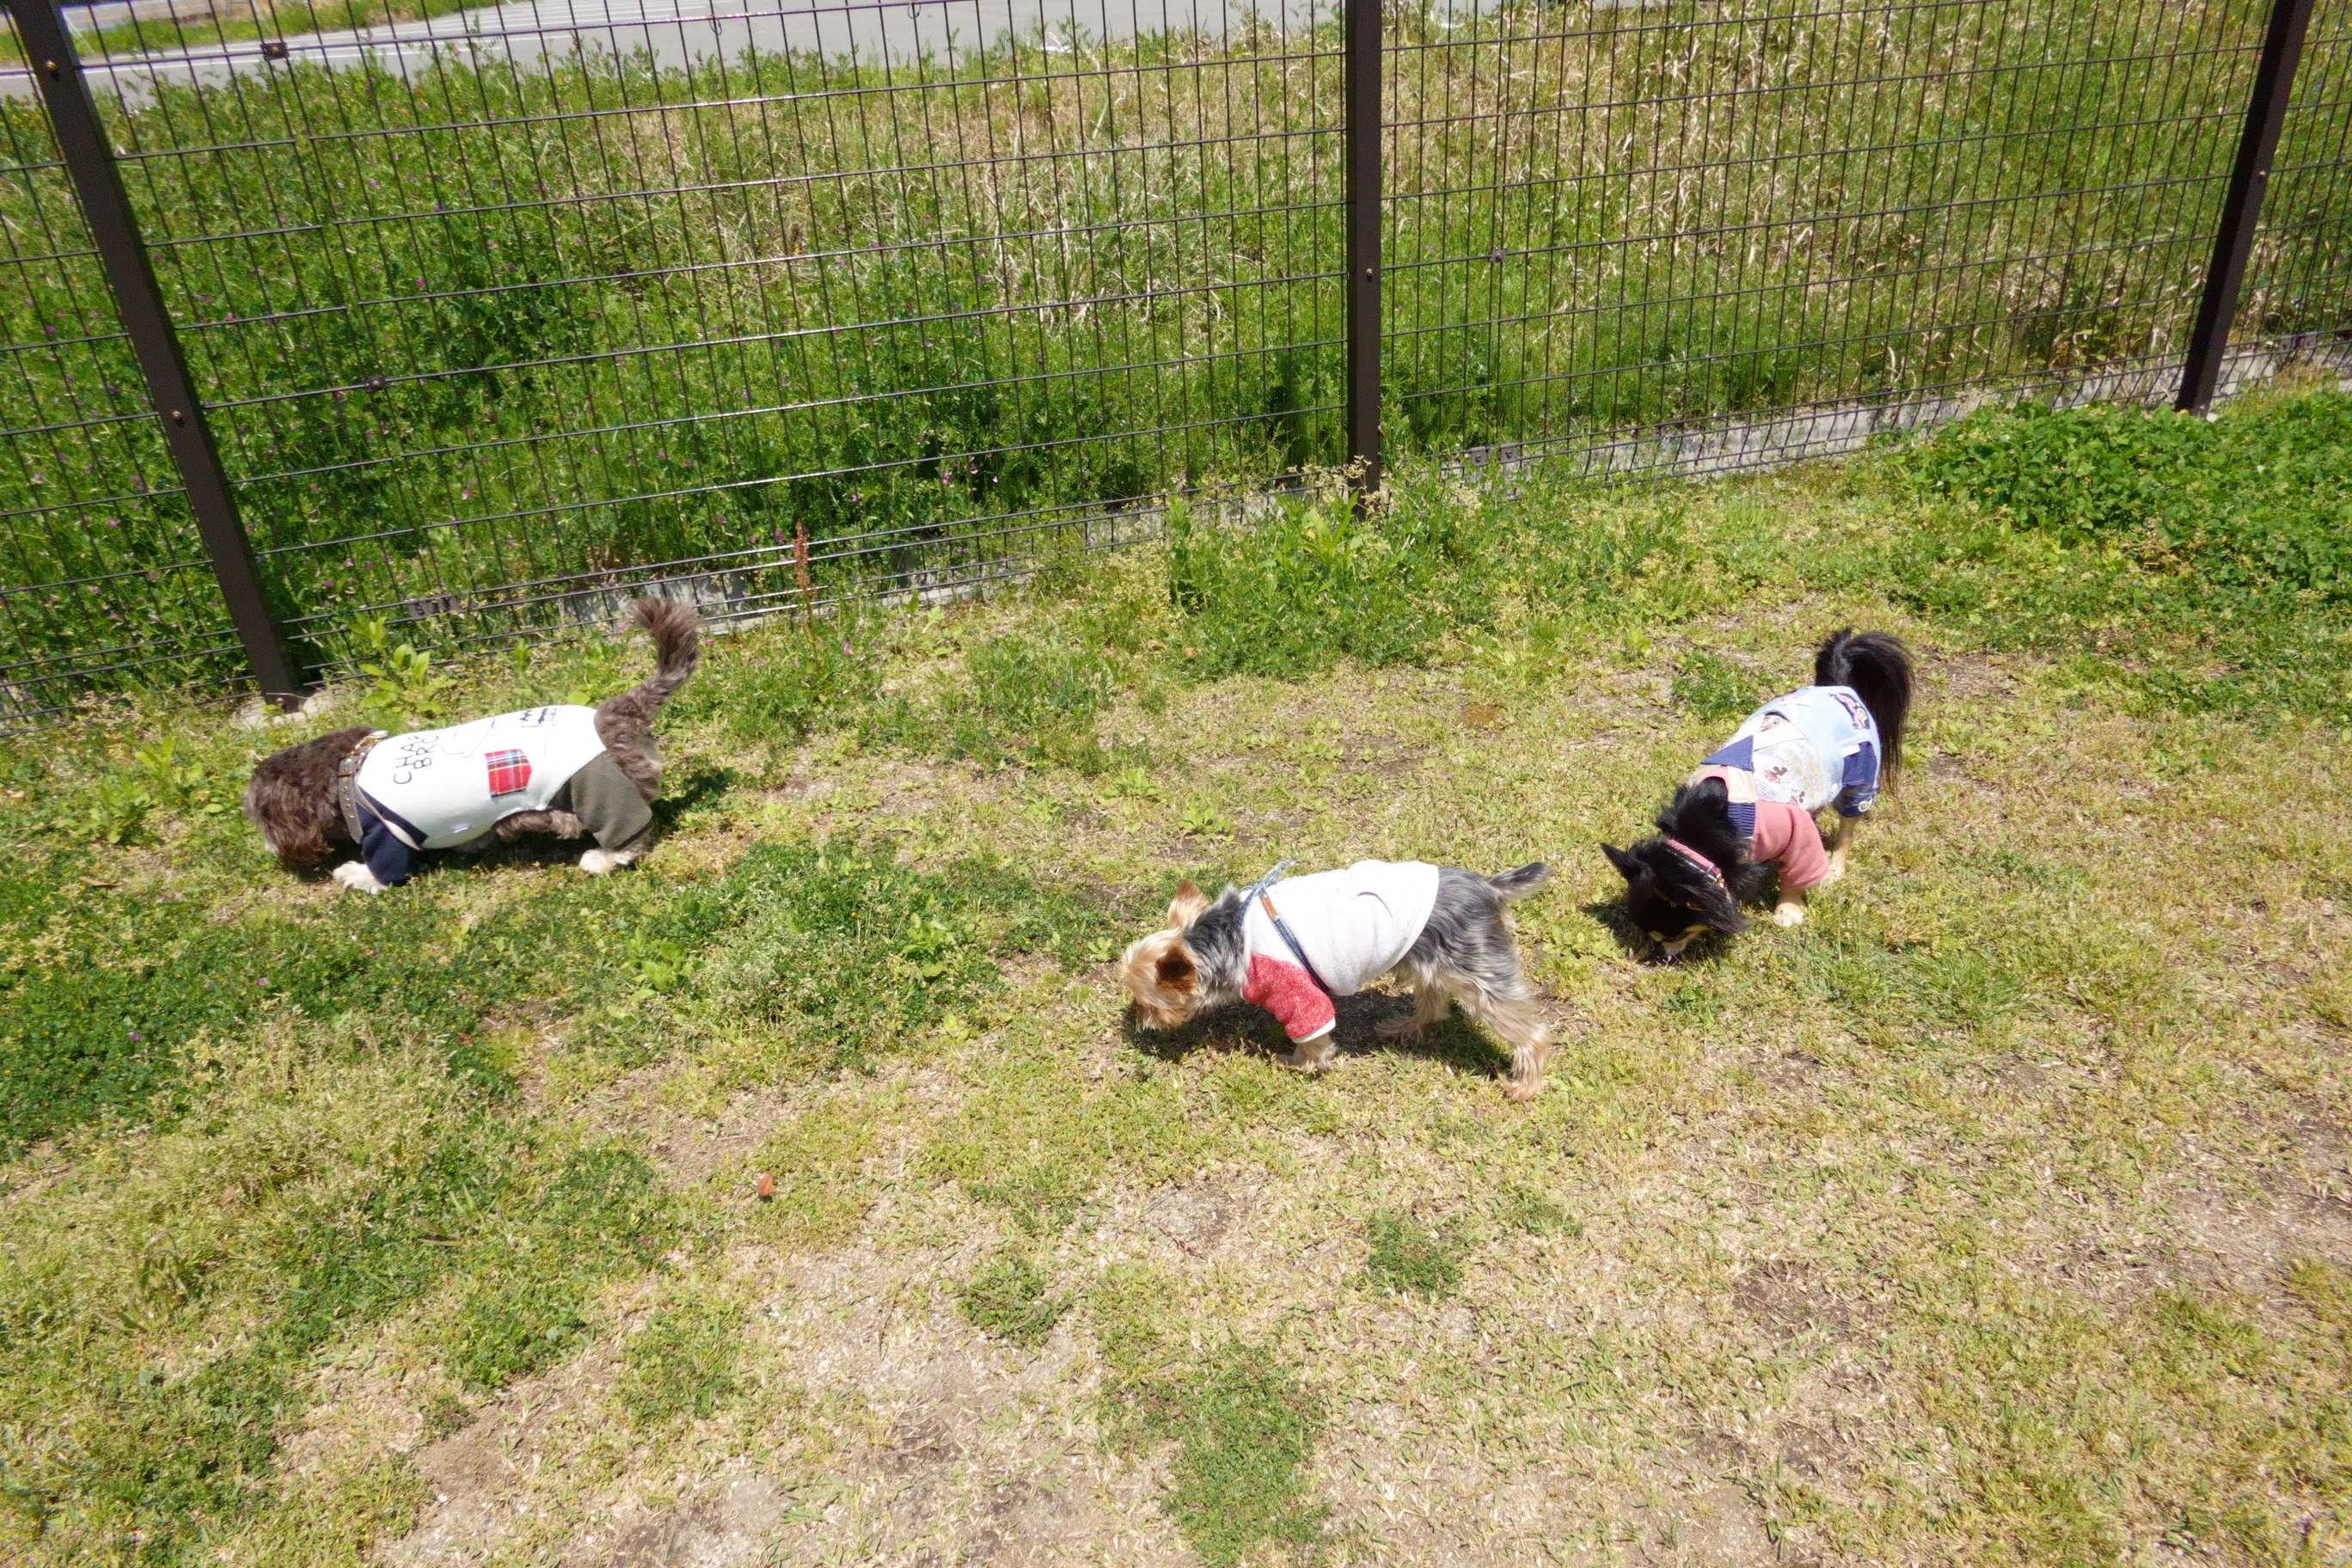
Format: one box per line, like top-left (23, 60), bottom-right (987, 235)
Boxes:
top-left (1131, 1000), bottom-right (1187, 1031)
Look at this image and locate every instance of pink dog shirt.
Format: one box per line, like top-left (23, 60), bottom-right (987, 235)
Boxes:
top-left (1694, 765), bottom-right (1828, 889)
top-left (1748, 799), bottom-right (1828, 890)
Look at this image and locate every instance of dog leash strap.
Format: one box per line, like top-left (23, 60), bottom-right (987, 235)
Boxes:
top-left (1238, 861), bottom-right (1333, 995)
top-left (1258, 891), bottom-right (1336, 999)
top-left (1238, 859), bottom-right (1295, 904)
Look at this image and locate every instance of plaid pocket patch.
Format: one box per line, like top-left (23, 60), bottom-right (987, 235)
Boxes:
top-left (485, 749), bottom-right (533, 796)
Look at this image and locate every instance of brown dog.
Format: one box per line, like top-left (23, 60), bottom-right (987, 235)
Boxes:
top-left (243, 597), bottom-right (698, 891)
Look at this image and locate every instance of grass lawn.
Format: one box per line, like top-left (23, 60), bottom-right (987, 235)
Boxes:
top-left (3, 382), bottom-right (2351, 1565)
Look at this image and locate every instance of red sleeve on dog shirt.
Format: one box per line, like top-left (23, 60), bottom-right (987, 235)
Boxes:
top-left (1243, 952), bottom-right (1335, 1042)
top-left (1749, 799), bottom-right (1829, 890)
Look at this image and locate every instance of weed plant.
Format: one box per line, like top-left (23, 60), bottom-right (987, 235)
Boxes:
top-left (1880, 385), bottom-right (2352, 720)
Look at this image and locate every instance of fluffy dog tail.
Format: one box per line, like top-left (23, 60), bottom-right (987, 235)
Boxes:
top-left (616, 596), bottom-right (699, 706)
top-left (595, 595), bottom-right (701, 747)
top-left (1814, 628), bottom-right (1913, 781)
top-left (1485, 862), bottom-right (1551, 902)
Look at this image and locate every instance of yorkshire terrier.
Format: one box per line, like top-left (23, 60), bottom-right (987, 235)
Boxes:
top-left (1604, 628), bottom-right (1911, 959)
top-left (1118, 858), bottom-right (1555, 1099)
top-left (243, 597), bottom-right (699, 893)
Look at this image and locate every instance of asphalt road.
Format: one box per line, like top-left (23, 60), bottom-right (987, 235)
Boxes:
top-left (4, 0), bottom-right (1333, 103)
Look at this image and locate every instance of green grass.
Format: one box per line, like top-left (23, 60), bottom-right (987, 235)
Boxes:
top-left (1882, 389), bottom-right (2352, 720)
top-left (953, 1251), bottom-right (1067, 1347)
top-left (5, 387), bottom-right (2352, 1564)
top-left (1672, 649), bottom-right (1762, 724)
top-left (616, 1295), bottom-right (745, 1426)
top-left (1094, 1268), bottom-right (1330, 1564)
top-left (1155, 1344), bottom-right (1329, 1565)
top-left (442, 1146), bottom-right (675, 1389)
top-left (14, 0), bottom-right (481, 64)
top-left (1363, 1209), bottom-right (1467, 1299)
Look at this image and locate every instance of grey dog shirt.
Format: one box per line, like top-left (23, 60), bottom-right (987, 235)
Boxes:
top-left (552, 745), bottom-right (655, 851)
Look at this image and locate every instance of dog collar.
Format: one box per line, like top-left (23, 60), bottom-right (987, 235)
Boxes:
top-left (1662, 836), bottom-right (1729, 891)
top-left (334, 730), bottom-right (387, 845)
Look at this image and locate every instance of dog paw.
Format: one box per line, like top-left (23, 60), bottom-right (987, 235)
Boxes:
top-left (1816, 862), bottom-right (1845, 889)
top-left (579, 847), bottom-right (641, 876)
top-left (1374, 1015), bottom-right (1424, 1040)
top-left (1772, 902), bottom-right (1806, 928)
top-left (331, 861), bottom-right (388, 895)
top-left (1501, 1075), bottom-right (1545, 1102)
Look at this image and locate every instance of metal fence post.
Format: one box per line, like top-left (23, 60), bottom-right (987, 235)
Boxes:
top-left (2177, 0), bottom-right (2318, 414)
top-left (7, 0), bottom-right (303, 701)
top-left (1344, 0), bottom-right (1381, 503)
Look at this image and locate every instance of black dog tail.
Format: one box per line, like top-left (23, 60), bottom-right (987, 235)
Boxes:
top-left (1815, 628), bottom-right (1913, 781)
top-left (1486, 862), bottom-right (1551, 902)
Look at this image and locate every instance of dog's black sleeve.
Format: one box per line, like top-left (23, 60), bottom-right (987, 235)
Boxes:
top-left (361, 817), bottom-right (420, 887)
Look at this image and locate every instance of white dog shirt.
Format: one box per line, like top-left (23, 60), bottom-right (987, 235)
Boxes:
top-left (355, 705), bottom-right (610, 850)
top-left (1241, 861), bottom-right (1441, 1043)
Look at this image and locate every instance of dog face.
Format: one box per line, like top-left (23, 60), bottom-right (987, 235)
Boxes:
top-left (1602, 841), bottom-right (1744, 959)
top-left (244, 725), bottom-right (373, 869)
top-left (1117, 879), bottom-right (1212, 1028)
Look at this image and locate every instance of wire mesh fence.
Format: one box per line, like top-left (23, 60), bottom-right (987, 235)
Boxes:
top-left (0, 0), bottom-right (2347, 724)
top-left (1385, 0), bottom-right (2348, 477)
top-left (0, 46), bottom-right (248, 713)
top-left (2243, 0), bottom-right (2352, 346)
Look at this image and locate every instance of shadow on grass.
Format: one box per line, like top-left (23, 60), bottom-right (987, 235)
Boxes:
top-left (1579, 894), bottom-right (1742, 966)
top-left (1120, 988), bottom-right (1518, 1085)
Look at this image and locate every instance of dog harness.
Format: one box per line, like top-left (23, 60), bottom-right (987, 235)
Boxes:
top-left (1687, 684), bottom-right (1876, 891)
top-left (1238, 861), bottom-right (1440, 1044)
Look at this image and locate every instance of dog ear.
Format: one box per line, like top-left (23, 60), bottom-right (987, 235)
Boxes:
top-left (1154, 950), bottom-right (1197, 991)
top-left (1600, 843), bottom-right (1641, 881)
top-left (1166, 879), bottom-right (1210, 928)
